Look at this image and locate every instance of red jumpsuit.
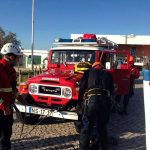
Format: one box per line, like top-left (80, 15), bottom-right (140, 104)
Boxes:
top-left (120, 63), bottom-right (140, 81)
top-left (0, 58), bottom-right (17, 150)
top-left (115, 63), bottom-right (140, 114)
top-left (120, 63), bottom-right (140, 96)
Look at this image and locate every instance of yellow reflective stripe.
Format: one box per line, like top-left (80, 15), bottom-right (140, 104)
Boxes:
top-left (77, 68), bottom-right (89, 70)
top-left (0, 88), bottom-right (12, 92)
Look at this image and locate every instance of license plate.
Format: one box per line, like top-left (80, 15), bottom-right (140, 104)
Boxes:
top-left (28, 106), bottom-right (53, 116)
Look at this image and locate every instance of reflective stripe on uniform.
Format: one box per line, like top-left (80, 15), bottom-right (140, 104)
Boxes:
top-left (84, 88), bottom-right (110, 99)
top-left (0, 88), bottom-right (12, 92)
top-left (0, 98), bottom-right (4, 104)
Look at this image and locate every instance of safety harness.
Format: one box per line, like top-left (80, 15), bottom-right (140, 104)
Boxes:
top-left (84, 88), bottom-right (110, 100)
top-left (81, 87), bottom-right (111, 129)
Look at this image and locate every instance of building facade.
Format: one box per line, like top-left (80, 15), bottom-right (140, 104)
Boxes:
top-left (20, 49), bottom-right (49, 68)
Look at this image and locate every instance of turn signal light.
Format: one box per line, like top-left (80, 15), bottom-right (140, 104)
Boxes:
top-left (19, 82), bottom-right (28, 89)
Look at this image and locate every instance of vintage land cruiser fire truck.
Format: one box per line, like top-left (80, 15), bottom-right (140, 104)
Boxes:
top-left (16, 34), bottom-right (131, 122)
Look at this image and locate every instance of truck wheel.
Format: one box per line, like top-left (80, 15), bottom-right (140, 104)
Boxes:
top-left (16, 112), bottom-right (40, 124)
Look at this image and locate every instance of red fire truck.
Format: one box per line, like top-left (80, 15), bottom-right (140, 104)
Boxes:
top-left (16, 34), bottom-right (131, 122)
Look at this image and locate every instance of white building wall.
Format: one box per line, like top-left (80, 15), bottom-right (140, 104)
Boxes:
top-left (21, 49), bottom-right (49, 68)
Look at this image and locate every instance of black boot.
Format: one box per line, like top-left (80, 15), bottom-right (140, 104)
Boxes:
top-left (107, 136), bottom-right (118, 145)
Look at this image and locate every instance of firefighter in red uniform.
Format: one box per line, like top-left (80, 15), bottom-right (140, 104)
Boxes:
top-left (115, 56), bottom-right (140, 115)
top-left (0, 43), bottom-right (24, 150)
top-left (78, 62), bottom-right (114, 150)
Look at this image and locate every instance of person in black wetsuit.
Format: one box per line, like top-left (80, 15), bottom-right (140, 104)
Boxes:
top-left (78, 61), bottom-right (114, 150)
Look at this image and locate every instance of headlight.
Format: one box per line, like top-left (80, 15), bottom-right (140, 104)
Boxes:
top-left (29, 84), bottom-right (38, 94)
top-left (62, 87), bottom-right (72, 98)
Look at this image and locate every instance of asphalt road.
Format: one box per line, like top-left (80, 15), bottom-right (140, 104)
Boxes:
top-left (11, 77), bottom-right (146, 150)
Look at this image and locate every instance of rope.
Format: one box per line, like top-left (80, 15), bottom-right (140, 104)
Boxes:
top-left (20, 108), bottom-right (66, 139)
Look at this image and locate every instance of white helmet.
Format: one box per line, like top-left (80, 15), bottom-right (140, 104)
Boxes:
top-left (1, 43), bottom-right (21, 55)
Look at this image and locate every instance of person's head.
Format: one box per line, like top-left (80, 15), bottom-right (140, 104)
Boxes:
top-left (129, 56), bottom-right (134, 65)
top-left (1, 43), bottom-right (22, 66)
top-left (92, 61), bottom-right (104, 69)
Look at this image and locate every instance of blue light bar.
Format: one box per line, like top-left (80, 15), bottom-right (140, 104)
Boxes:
top-left (55, 38), bottom-right (97, 43)
top-left (81, 39), bottom-right (97, 42)
top-left (54, 38), bottom-right (73, 42)
top-left (60, 39), bottom-right (72, 42)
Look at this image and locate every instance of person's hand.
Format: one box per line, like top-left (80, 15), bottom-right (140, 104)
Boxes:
top-left (0, 101), bottom-right (12, 115)
top-left (76, 104), bottom-right (81, 110)
top-left (3, 106), bottom-right (12, 115)
top-left (76, 104), bottom-right (82, 113)
top-left (69, 104), bottom-right (81, 112)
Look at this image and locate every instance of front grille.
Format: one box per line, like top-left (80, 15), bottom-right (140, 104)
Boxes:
top-left (39, 86), bottom-right (61, 95)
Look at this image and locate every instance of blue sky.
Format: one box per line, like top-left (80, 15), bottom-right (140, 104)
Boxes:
top-left (0, 0), bottom-right (150, 50)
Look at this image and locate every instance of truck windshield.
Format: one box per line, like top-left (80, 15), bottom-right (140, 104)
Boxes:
top-left (51, 50), bottom-right (95, 64)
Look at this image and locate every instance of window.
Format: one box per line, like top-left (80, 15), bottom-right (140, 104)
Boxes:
top-left (51, 50), bottom-right (96, 64)
top-left (100, 52), bottom-right (126, 69)
top-left (28, 55), bottom-right (41, 65)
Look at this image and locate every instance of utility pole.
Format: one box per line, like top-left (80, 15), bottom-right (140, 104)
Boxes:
top-left (124, 34), bottom-right (135, 45)
top-left (31, 0), bottom-right (35, 70)
top-left (125, 35), bottom-right (127, 44)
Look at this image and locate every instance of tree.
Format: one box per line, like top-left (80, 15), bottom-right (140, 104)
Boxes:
top-left (0, 27), bottom-right (5, 48)
top-left (0, 27), bottom-right (21, 49)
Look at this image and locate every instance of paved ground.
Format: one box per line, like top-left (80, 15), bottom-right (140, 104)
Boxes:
top-left (11, 77), bottom-right (146, 150)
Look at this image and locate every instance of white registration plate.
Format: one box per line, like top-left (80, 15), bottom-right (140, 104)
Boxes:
top-left (28, 106), bottom-right (54, 116)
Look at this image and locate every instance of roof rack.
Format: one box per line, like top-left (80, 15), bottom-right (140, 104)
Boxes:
top-left (53, 35), bottom-right (118, 48)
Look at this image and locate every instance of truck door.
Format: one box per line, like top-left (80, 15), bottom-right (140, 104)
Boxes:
top-left (100, 51), bottom-right (130, 95)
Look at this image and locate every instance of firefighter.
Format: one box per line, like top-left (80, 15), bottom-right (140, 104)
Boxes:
top-left (115, 56), bottom-right (140, 115)
top-left (78, 61), bottom-right (114, 150)
top-left (0, 43), bottom-right (25, 150)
